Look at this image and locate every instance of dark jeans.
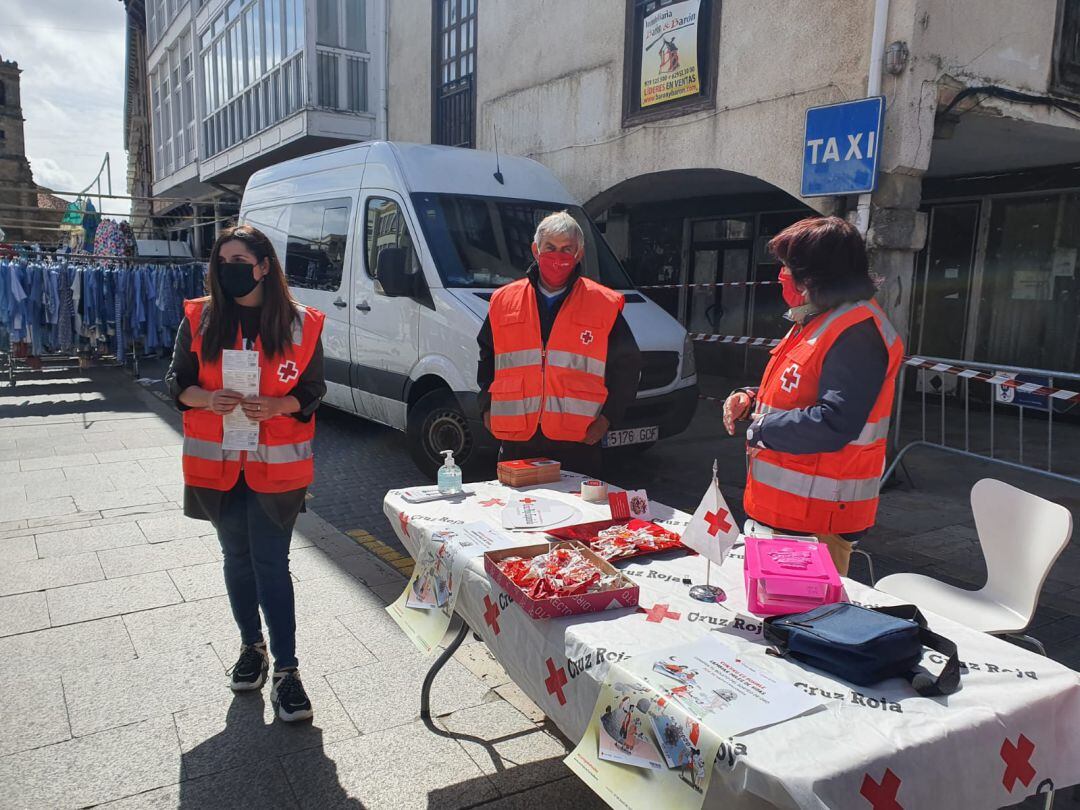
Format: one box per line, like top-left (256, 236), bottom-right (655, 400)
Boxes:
top-left (500, 433), bottom-right (604, 479)
top-left (215, 476), bottom-right (298, 671)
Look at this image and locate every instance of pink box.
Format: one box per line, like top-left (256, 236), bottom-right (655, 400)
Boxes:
top-left (743, 536), bottom-right (845, 617)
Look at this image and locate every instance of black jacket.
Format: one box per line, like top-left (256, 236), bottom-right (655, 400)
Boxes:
top-left (476, 265), bottom-right (642, 428)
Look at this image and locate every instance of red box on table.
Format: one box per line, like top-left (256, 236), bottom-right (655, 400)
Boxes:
top-left (484, 541), bottom-right (639, 620)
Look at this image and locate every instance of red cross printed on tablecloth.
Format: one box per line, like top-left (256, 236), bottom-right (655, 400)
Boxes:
top-left (860, 769), bottom-right (902, 810)
top-left (1001, 734), bottom-right (1037, 792)
top-left (640, 603), bottom-right (681, 623)
top-left (521, 498), bottom-right (536, 504)
top-left (277, 360), bottom-right (300, 384)
top-left (479, 498), bottom-right (505, 507)
top-left (544, 657), bottom-right (568, 706)
top-left (483, 595), bottom-right (501, 636)
top-left (398, 512), bottom-right (410, 538)
top-left (705, 508), bottom-right (732, 536)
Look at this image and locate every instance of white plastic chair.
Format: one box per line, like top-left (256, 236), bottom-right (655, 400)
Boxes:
top-left (876, 478), bottom-right (1073, 655)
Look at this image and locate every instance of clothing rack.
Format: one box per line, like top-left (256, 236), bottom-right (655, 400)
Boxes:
top-left (1, 256), bottom-right (207, 387)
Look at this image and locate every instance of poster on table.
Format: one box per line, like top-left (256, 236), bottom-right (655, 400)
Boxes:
top-left (567, 637), bottom-right (823, 810)
top-left (387, 521), bottom-right (526, 655)
top-left (640, 0), bottom-right (701, 108)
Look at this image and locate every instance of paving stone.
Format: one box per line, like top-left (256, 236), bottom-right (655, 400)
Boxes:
top-left (34, 521), bottom-right (147, 558)
top-left (336, 606), bottom-right (427, 663)
top-left (0, 673), bottom-right (70, 756)
top-left (0, 460), bottom-right (19, 473)
top-left (327, 654), bottom-right (491, 734)
top-left (168, 560), bottom-right (228, 601)
top-left (47, 570), bottom-right (183, 626)
top-left (0, 616), bottom-right (136, 676)
top-left (310, 530), bottom-right (368, 559)
top-left (335, 549), bottom-right (406, 588)
top-left (94, 761), bottom-right (298, 809)
top-left (2, 496), bottom-right (79, 522)
top-left (0, 714), bottom-right (180, 809)
top-left (468, 776), bottom-right (608, 809)
top-left (454, 642), bottom-right (515, 689)
top-left (493, 681), bottom-right (547, 725)
top-left (62, 644), bottom-right (226, 737)
top-left (292, 571), bottom-right (387, 621)
top-left (5, 467), bottom-right (67, 487)
top-left (138, 457), bottom-right (182, 480)
top-left (97, 537), bottom-right (214, 579)
top-left (369, 579), bottom-right (406, 605)
top-left (94, 446), bottom-right (169, 465)
top-left (123, 595), bottom-right (241, 656)
top-left (280, 716), bottom-right (497, 810)
top-left (3, 534), bottom-right (38, 563)
top-left (210, 616), bottom-right (377, 678)
top-left (174, 676), bottom-right (358, 780)
top-left (25, 511), bottom-right (97, 530)
top-left (0, 551), bottom-right (104, 596)
top-left (439, 701), bottom-right (571, 798)
top-left (0, 591), bottom-right (50, 638)
top-left (288, 545), bottom-right (354, 581)
top-left (19, 452), bottom-right (102, 471)
top-left (73, 487), bottom-right (172, 513)
top-left (138, 511), bottom-right (212, 543)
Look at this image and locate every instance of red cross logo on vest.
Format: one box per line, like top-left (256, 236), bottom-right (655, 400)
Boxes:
top-left (705, 508), bottom-right (732, 536)
top-left (640, 603), bottom-right (681, 623)
top-left (1001, 734), bottom-right (1036, 792)
top-left (277, 360), bottom-right (300, 384)
top-left (780, 363), bottom-right (801, 393)
top-left (483, 595), bottom-right (501, 636)
top-left (580, 329), bottom-right (594, 345)
top-left (860, 768), bottom-right (902, 810)
top-left (544, 657), bottom-right (568, 705)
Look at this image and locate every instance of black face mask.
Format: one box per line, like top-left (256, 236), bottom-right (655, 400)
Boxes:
top-left (218, 261), bottom-right (261, 299)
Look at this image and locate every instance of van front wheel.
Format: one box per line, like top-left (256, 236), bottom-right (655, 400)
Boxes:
top-left (407, 389), bottom-right (476, 480)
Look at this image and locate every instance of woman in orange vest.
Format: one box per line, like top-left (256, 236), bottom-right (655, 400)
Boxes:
top-left (723, 217), bottom-right (903, 576)
top-left (166, 225), bottom-right (325, 722)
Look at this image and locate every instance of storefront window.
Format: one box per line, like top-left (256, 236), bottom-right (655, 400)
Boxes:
top-left (628, 219), bottom-right (684, 319)
top-left (976, 193), bottom-right (1080, 372)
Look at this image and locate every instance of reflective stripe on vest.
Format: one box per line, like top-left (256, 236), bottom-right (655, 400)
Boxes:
top-left (183, 436), bottom-right (241, 462)
top-left (495, 349), bottom-right (543, 371)
top-left (543, 396), bottom-right (603, 418)
top-left (755, 405), bottom-right (890, 448)
top-left (183, 436), bottom-right (313, 466)
top-left (751, 457), bottom-right (881, 503)
top-left (491, 396), bottom-right (542, 417)
top-left (546, 349), bottom-right (606, 377)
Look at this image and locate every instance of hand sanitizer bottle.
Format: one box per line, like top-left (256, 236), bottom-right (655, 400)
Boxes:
top-left (437, 449), bottom-right (462, 495)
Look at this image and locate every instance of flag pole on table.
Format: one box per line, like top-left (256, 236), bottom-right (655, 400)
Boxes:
top-left (681, 459), bottom-right (739, 604)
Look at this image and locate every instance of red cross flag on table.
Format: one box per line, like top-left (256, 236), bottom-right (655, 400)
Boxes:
top-left (679, 460), bottom-right (739, 602)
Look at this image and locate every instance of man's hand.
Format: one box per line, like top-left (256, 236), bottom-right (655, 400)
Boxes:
top-left (239, 396), bottom-right (284, 423)
top-left (208, 389), bottom-right (243, 415)
top-left (483, 411), bottom-right (491, 433)
top-left (583, 415), bottom-right (610, 446)
top-left (722, 391), bottom-right (753, 435)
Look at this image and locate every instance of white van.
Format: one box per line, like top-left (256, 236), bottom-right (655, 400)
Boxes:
top-left (240, 141), bottom-right (698, 476)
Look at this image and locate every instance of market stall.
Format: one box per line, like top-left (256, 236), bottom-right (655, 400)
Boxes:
top-left (383, 471), bottom-right (1080, 810)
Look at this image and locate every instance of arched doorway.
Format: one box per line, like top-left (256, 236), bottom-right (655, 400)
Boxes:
top-left (587, 169), bottom-right (816, 378)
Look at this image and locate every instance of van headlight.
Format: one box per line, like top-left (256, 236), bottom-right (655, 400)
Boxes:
top-left (681, 334), bottom-right (697, 378)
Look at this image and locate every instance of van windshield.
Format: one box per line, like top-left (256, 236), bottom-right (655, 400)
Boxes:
top-left (410, 193), bottom-right (634, 290)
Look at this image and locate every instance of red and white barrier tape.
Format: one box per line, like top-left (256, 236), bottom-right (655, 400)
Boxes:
top-left (638, 281), bottom-right (778, 290)
top-left (687, 334), bottom-right (1080, 404)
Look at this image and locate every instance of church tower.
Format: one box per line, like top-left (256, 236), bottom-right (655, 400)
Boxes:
top-left (0, 55), bottom-right (50, 243)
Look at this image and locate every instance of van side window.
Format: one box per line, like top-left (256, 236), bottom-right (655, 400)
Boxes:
top-left (284, 198), bottom-right (352, 291)
top-left (365, 197), bottom-right (420, 280)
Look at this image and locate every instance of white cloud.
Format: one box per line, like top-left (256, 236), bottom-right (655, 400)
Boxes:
top-left (0, 0), bottom-right (129, 215)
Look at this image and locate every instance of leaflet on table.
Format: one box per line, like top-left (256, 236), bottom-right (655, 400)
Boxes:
top-left (567, 636), bottom-right (824, 810)
top-left (387, 521), bottom-right (529, 655)
top-left (500, 496), bottom-right (581, 530)
top-left (397, 485), bottom-right (474, 504)
top-left (221, 349), bottom-right (260, 452)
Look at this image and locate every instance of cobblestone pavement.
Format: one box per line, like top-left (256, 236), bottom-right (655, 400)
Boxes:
top-left (4, 362), bottom-right (1077, 807)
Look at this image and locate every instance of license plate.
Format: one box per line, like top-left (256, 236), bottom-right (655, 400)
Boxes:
top-left (602, 425), bottom-right (659, 448)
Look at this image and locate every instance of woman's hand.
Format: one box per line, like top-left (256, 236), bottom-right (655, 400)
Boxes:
top-left (722, 391), bottom-right (753, 435)
top-left (239, 396), bottom-right (289, 422)
top-left (208, 389), bottom-right (243, 415)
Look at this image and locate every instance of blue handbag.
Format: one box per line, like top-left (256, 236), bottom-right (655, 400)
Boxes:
top-left (763, 602), bottom-right (961, 696)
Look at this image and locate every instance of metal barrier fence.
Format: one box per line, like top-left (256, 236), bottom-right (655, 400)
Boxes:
top-left (688, 333), bottom-right (1080, 485)
top-left (883, 356), bottom-right (1080, 486)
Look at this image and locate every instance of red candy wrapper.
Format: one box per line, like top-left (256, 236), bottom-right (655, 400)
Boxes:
top-left (496, 546), bottom-right (617, 600)
top-left (546, 518), bottom-right (683, 561)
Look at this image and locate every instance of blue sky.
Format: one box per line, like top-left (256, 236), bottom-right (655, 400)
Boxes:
top-left (0, 0), bottom-right (128, 212)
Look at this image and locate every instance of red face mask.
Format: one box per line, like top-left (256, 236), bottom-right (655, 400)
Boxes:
top-left (537, 251), bottom-right (578, 289)
top-left (778, 267), bottom-right (805, 309)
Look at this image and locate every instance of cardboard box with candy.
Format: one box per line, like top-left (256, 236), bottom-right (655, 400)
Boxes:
top-left (545, 518), bottom-right (684, 561)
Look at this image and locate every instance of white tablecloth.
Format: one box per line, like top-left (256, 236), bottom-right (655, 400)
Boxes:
top-left (384, 473), bottom-right (1080, 809)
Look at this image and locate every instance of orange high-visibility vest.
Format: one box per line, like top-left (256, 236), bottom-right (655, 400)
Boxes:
top-left (744, 299), bottom-right (903, 535)
top-left (488, 277), bottom-right (624, 443)
top-left (180, 297), bottom-right (325, 493)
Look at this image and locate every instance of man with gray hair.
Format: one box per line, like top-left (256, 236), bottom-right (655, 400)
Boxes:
top-left (476, 210), bottom-right (641, 477)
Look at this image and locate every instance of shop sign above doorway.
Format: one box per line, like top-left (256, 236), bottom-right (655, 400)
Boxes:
top-left (801, 97), bottom-right (885, 197)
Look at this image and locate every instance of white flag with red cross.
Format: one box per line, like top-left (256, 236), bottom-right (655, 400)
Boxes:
top-left (679, 476), bottom-right (739, 566)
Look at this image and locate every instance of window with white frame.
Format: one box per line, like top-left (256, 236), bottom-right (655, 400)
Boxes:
top-left (315, 0), bottom-right (369, 112)
top-left (198, 0), bottom-right (306, 158)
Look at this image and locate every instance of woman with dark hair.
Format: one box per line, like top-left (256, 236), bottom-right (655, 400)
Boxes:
top-left (166, 224), bottom-right (326, 721)
top-left (722, 216), bottom-right (903, 575)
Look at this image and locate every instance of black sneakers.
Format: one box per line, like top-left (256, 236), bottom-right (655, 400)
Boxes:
top-left (228, 641), bottom-right (269, 691)
top-left (271, 669), bottom-right (314, 722)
